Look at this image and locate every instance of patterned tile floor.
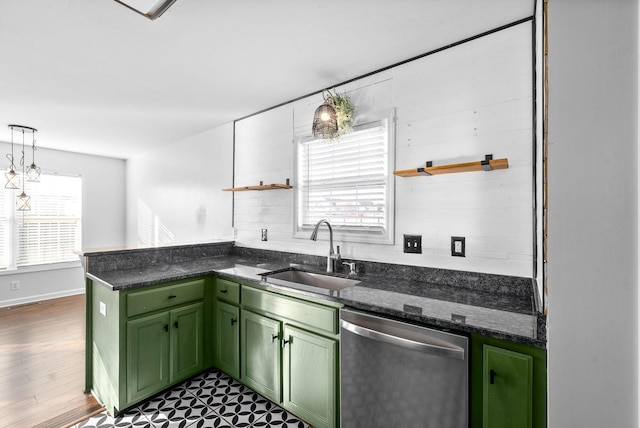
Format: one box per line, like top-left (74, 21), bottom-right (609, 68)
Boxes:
top-left (73, 369), bottom-right (309, 428)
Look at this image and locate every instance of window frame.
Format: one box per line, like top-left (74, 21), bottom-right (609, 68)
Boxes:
top-left (293, 109), bottom-right (396, 245)
top-left (0, 171), bottom-right (83, 272)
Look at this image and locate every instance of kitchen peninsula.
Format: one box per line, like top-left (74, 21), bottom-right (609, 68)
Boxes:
top-left (83, 241), bottom-right (547, 428)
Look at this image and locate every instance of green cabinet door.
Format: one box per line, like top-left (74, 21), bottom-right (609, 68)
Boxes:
top-left (283, 325), bottom-right (337, 428)
top-left (241, 309), bottom-right (281, 403)
top-left (214, 301), bottom-right (240, 379)
top-left (483, 344), bottom-right (533, 428)
top-left (171, 302), bottom-right (205, 382)
top-left (126, 311), bottom-right (170, 404)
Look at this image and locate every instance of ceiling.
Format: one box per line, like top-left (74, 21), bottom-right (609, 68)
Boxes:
top-left (0, 1), bottom-right (533, 159)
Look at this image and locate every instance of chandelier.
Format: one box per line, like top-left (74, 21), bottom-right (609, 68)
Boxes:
top-left (5, 125), bottom-right (40, 211)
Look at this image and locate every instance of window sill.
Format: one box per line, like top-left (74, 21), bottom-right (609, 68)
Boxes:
top-left (0, 260), bottom-right (83, 276)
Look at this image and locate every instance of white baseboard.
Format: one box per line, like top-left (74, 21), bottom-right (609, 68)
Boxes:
top-left (0, 288), bottom-right (85, 308)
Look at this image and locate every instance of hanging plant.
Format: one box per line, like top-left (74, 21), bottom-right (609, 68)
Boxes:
top-left (327, 89), bottom-right (353, 138)
top-left (311, 89), bottom-right (354, 141)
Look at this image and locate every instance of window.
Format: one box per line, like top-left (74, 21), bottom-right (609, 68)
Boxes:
top-left (295, 112), bottom-right (395, 244)
top-left (0, 173), bottom-right (82, 270)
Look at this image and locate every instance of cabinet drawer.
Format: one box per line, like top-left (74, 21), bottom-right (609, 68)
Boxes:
top-left (127, 279), bottom-right (205, 317)
top-left (242, 286), bottom-right (338, 335)
top-left (215, 278), bottom-right (240, 304)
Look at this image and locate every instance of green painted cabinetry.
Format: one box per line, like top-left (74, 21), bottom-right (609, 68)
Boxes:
top-left (126, 311), bottom-right (170, 404)
top-left (471, 334), bottom-right (546, 428)
top-left (214, 301), bottom-right (240, 379)
top-left (213, 278), bottom-right (240, 379)
top-left (282, 324), bottom-right (337, 428)
top-left (482, 345), bottom-right (533, 428)
top-left (126, 301), bottom-right (204, 404)
top-left (87, 277), bottom-right (211, 415)
top-left (241, 309), bottom-right (281, 401)
top-left (240, 285), bottom-right (340, 428)
top-left (171, 302), bottom-right (205, 380)
top-left (211, 278), bottom-right (340, 428)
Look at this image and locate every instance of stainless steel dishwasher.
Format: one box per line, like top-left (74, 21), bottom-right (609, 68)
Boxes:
top-left (340, 308), bottom-right (468, 428)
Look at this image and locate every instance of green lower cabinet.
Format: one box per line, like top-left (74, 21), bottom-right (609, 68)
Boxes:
top-left (214, 301), bottom-right (240, 379)
top-left (87, 277), bottom-right (212, 415)
top-left (471, 334), bottom-right (546, 428)
top-left (483, 345), bottom-right (533, 428)
top-left (171, 302), bottom-right (205, 381)
top-left (126, 301), bottom-right (205, 407)
top-left (241, 309), bottom-right (282, 403)
top-left (282, 325), bottom-right (336, 428)
top-left (126, 311), bottom-right (171, 404)
top-left (237, 284), bottom-right (340, 428)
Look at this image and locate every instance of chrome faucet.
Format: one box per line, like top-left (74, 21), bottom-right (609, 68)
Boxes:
top-left (310, 219), bottom-right (341, 273)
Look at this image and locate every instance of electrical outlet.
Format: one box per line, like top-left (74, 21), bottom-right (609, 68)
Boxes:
top-left (451, 236), bottom-right (465, 257)
top-left (403, 234), bottom-right (422, 254)
top-left (10, 281), bottom-right (20, 291)
top-left (261, 229), bottom-right (268, 241)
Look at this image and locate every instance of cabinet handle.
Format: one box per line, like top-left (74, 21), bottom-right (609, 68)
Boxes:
top-left (231, 318), bottom-right (237, 326)
top-left (173, 321), bottom-right (179, 329)
top-left (168, 295), bottom-right (177, 299)
top-left (489, 369), bottom-right (496, 385)
top-left (271, 333), bottom-right (279, 343)
top-left (163, 324), bottom-right (169, 332)
top-left (220, 289), bottom-right (228, 293)
top-left (282, 336), bottom-right (291, 348)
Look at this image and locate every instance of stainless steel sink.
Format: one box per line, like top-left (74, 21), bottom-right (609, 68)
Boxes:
top-left (261, 268), bottom-right (360, 291)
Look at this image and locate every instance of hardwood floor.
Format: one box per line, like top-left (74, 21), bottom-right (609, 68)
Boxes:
top-left (0, 294), bottom-right (103, 428)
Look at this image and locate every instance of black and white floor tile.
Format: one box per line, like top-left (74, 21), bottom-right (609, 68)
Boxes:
top-left (73, 369), bottom-right (310, 428)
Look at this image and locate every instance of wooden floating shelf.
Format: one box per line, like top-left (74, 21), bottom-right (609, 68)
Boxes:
top-left (394, 155), bottom-right (508, 177)
top-left (222, 179), bottom-right (292, 192)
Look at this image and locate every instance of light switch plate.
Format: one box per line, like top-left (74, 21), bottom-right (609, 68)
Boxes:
top-left (451, 236), bottom-right (465, 257)
top-left (403, 234), bottom-right (422, 254)
top-left (99, 301), bottom-right (107, 316)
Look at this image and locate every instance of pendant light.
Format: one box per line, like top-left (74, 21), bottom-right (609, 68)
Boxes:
top-left (26, 127), bottom-right (40, 182)
top-left (312, 90), bottom-right (338, 139)
top-left (16, 127), bottom-right (30, 211)
top-left (4, 126), bottom-right (20, 189)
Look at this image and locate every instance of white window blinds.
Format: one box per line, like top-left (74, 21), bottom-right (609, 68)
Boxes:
top-left (16, 174), bottom-right (82, 267)
top-left (296, 115), bottom-right (394, 244)
top-left (0, 189), bottom-right (8, 270)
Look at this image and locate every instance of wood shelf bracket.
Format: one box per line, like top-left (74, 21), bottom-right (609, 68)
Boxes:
top-left (222, 178), bottom-right (293, 192)
top-left (393, 154), bottom-right (509, 178)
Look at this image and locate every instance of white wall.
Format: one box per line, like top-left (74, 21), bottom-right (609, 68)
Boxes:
top-left (234, 22), bottom-right (535, 279)
top-left (125, 124), bottom-right (234, 246)
top-left (0, 144), bottom-right (126, 307)
top-left (547, 0), bottom-right (638, 427)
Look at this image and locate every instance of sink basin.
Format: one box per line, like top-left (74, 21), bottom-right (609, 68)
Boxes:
top-left (261, 268), bottom-right (360, 291)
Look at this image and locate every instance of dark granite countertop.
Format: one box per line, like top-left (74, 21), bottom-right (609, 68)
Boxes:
top-left (85, 243), bottom-right (545, 348)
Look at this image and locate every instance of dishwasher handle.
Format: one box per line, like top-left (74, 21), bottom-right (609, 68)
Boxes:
top-left (340, 318), bottom-right (465, 360)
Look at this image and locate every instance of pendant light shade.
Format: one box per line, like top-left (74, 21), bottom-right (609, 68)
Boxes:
top-left (27, 130), bottom-right (41, 182)
top-left (27, 164), bottom-right (40, 182)
top-left (17, 191), bottom-right (31, 211)
top-left (5, 125), bottom-right (20, 189)
top-left (4, 169), bottom-right (19, 189)
top-left (312, 97), bottom-right (338, 139)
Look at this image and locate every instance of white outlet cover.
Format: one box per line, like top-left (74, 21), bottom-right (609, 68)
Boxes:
top-left (99, 301), bottom-right (107, 316)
